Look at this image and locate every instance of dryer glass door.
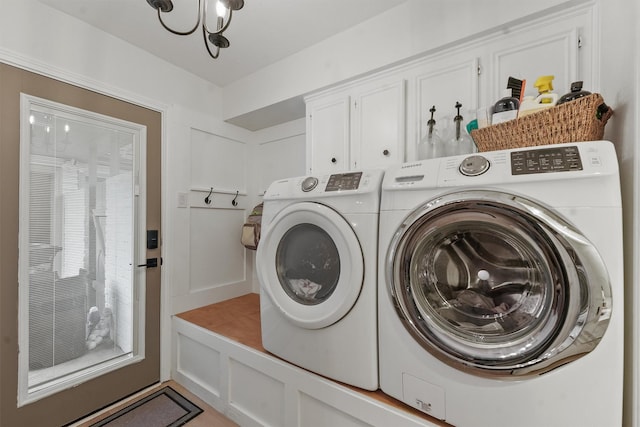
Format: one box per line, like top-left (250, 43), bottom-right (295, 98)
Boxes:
top-left (258, 202), bottom-right (364, 329)
top-left (276, 223), bottom-right (340, 305)
top-left (386, 190), bottom-right (612, 377)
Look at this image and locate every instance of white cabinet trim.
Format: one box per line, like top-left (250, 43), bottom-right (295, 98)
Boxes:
top-left (172, 317), bottom-right (441, 427)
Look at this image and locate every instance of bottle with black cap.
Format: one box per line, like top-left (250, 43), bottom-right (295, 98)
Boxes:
top-left (491, 88), bottom-right (520, 124)
top-left (557, 81), bottom-right (591, 105)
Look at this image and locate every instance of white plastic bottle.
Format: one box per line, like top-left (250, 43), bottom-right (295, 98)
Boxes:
top-left (518, 75), bottom-right (558, 117)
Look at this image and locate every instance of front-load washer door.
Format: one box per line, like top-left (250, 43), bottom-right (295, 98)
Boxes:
top-left (386, 190), bottom-right (612, 378)
top-left (258, 202), bottom-right (364, 330)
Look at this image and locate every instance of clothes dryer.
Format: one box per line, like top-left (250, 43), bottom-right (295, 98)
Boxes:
top-left (257, 170), bottom-right (383, 390)
top-left (378, 141), bottom-right (623, 426)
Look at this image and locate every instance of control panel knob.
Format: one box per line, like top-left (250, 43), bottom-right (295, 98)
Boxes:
top-left (301, 176), bottom-right (319, 192)
top-left (459, 155), bottom-right (490, 176)
top-left (383, 149), bottom-right (390, 156)
top-left (331, 157), bottom-right (337, 164)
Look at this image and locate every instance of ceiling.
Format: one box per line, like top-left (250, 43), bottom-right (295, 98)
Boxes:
top-left (38, 0), bottom-right (408, 88)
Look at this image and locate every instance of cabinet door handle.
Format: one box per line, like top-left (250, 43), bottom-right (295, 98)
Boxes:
top-left (331, 157), bottom-right (337, 163)
top-left (383, 149), bottom-right (390, 156)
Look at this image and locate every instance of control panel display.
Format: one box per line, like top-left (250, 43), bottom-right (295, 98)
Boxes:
top-left (511, 145), bottom-right (583, 175)
top-left (325, 172), bottom-right (363, 191)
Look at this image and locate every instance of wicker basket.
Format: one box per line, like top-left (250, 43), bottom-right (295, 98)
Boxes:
top-left (470, 93), bottom-right (613, 152)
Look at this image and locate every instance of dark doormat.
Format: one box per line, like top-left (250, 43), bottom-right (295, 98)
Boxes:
top-left (90, 386), bottom-right (203, 427)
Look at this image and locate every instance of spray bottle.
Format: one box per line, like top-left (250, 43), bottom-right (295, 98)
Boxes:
top-left (518, 75), bottom-right (559, 117)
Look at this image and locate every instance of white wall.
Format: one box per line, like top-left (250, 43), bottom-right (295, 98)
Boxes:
top-left (598, 0), bottom-right (639, 425)
top-left (164, 106), bottom-right (255, 314)
top-left (251, 119), bottom-right (307, 196)
top-left (0, 0), bottom-right (222, 117)
top-left (222, 0), bottom-right (575, 123)
top-left (247, 119), bottom-right (307, 292)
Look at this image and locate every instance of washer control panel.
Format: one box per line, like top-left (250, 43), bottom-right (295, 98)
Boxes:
top-left (511, 145), bottom-right (583, 175)
top-left (459, 155), bottom-right (491, 176)
top-left (325, 172), bottom-right (363, 191)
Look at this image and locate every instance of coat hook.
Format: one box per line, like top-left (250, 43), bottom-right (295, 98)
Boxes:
top-left (204, 187), bottom-right (213, 205)
top-left (232, 190), bottom-right (239, 206)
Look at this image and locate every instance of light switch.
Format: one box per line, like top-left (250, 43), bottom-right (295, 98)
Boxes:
top-left (177, 192), bottom-right (188, 208)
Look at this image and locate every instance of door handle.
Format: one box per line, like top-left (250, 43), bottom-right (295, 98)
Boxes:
top-left (137, 258), bottom-right (159, 268)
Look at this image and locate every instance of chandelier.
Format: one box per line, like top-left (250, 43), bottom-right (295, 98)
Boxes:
top-left (146, 0), bottom-right (244, 59)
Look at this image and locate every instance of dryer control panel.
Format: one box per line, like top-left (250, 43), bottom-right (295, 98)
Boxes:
top-left (325, 172), bottom-right (363, 191)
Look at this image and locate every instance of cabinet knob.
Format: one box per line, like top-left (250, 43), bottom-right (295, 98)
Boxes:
top-left (383, 149), bottom-right (390, 156)
top-left (331, 157), bottom-right (337, 164)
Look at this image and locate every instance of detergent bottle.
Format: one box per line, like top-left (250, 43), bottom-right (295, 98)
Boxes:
top-left (518, 75), bottom-right (559, 117)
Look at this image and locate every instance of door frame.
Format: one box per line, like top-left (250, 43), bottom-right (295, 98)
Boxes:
top-left (0, 62), bottom-right (164, 426)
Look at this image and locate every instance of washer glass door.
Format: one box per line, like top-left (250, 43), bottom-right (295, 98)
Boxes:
top-left (387, 190), bottom-right (612, 377)
top-left (259, 202), bottom-right (364, 329)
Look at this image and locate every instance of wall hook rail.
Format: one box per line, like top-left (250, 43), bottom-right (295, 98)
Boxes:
top-left (232, 190), bottom-right (239, 206)
top-left (204, 187), bottom-right (213, 205)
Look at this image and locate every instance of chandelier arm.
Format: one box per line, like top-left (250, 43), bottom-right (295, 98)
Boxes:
top-left (156, 0), bottom-right (202, 36)
top-left (203, 1), bottom-right (233, 35)
top-left (203, 25), bottom-right (221, 59)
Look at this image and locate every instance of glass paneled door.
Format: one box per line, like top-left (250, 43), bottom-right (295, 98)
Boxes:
top-left (0, 62), bottom-right (161, 427)
top-left (19, 95), bottom-right (146, 402)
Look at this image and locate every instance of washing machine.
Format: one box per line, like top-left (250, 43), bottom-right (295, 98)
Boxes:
top-left (377, 140), bottom-right (623, 427)
top-left (257, 169), bottom-right (383, 390)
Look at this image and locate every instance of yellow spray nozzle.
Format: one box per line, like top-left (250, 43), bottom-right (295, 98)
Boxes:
top-left (534, 75), bottom-right (555, 94)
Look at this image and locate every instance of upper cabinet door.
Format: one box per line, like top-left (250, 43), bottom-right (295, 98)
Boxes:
top-left (306, 95), bottom-right (350, 175)
top-left (491, 29), bottom-right (582, 102)
top-left (350, 79), bottom-right (406, 170)
top-left (486, 7), bottom-right (594, 102)
top-left (409, 57), bottom-right (479, 161)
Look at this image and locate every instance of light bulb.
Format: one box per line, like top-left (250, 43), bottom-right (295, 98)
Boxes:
top-left (216, 1), bottom-right (227, 18)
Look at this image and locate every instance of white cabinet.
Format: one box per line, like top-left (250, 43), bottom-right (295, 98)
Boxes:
top-left (306, 95), bottom-right (351, 174)
top-left (173, 316), bottom-right (441, 427)
top-left (305, 76), bottom-right (406, 175)
top-left (305, 4), bottom-right (594, 169)
top-left (306, 58), bottom-right (478, 171)
top-left (484, 9), bottom-right (592, 105)
top-left (406, 57), bottom-right (480, 161)
top-left (350, 79), bottom-right (406, 170)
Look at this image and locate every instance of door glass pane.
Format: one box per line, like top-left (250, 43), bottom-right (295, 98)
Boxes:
top-left (19, 96), bottom-right (143, 400)
top-left (275, 224), bottom-right (340, 305)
